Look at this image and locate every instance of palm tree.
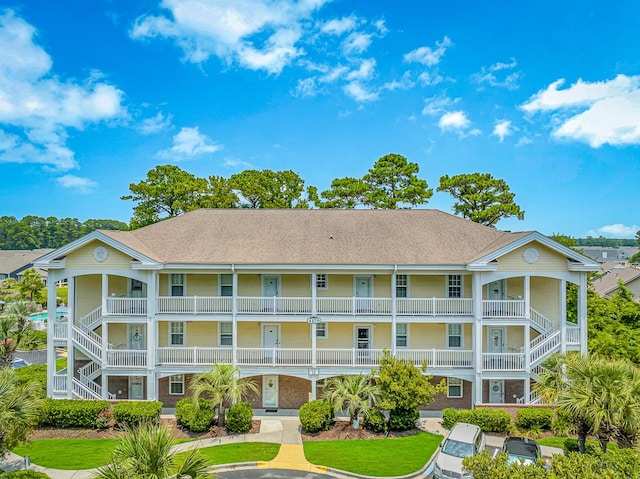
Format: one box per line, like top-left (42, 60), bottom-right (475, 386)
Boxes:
top-left (190, 364), bottom-right (259, 427)
top-left (93, 421), bottom-right (212, 479)
top-left (0, 368), bottom-right (43, 457)
top-left (322, 374), bottom-right (380, 426)
top-left (0, 300), bottom-right (36, 368)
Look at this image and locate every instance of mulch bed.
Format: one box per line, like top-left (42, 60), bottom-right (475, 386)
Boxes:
top-left (302, 420), bottom-right (420, 441)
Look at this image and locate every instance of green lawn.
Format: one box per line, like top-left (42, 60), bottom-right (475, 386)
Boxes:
top-left (304, 432), bottom-right (443, 477)
top-left (12, 439), bottom-right (119, 469)
top-left (538, 436), bottom-right (619, 451)
top-left (175, 442), bottom-right (280, 465)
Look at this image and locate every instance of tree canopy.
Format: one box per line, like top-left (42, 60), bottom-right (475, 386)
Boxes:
top-left (228, 169), bottom-right (312, 208)
top-left (437, 172), bottom-right (525, 227)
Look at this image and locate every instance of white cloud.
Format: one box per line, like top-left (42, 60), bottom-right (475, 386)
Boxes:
top-left (383, 71), bottom-right (414, 91)
top-left (438, 111), bottom-right (480, 137)
top-left (130, 0), bottom-right (329, 75)
top-left (346, 58), bottom-right (376, 81)
top-left (373, 19), bottom-right (388, 35)
top-left (422, 95), bottom-right (459, 116)
top-left (138, 112), bottom-right (173, 134)
top-left (293, 77), bottom-right (320, 97)
top-left (587, 224), bottom-right (639, 238)
top-left (404, 36), bottom-right (453, 66)
top-left (516, 136), bottom-right (533, 146)
top-left (157, 126), bottom-right (222, 160)
top-left (417, 71), bottom-right (444, 86)
top-left (343, 82), bottom-right (378, 102)
top-left (472, 58), bottom-right (520, 89)
top-left (222, 156), bottom-right (253, 169)
top-left (492, 120), bottom-right (513, 142)
top-left (521, 74), bottom-right (640, 147)
top-left (56, 174), bottom-right (98, 193)
top-left (342, 31), bottom-right (372, 55)
top-left (0, 11), bottom-right (126, 171)
top-left (320, 15), bottom-right (357, 35)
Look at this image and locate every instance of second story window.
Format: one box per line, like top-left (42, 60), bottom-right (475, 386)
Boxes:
top-left (219, 322), bottom-right (232, 346)
top-left (396, 274), bottom-right (408, 298)
top-left (220, 274), bottom-right (233, 296)
top-left (447, 275), bottom-right (462, 298)
top-left (170, 274), bottom-right (184, 296)
top-left (447, 323), bottom-right (462, 348)
top-left (170, 322), bottom-right (185, 346)
top-left (316, 322), bottom-right (327, 338)
top-left (316, 274), bottom-right (328, 290)
top-left (396, 323), bottom-right (408, 348)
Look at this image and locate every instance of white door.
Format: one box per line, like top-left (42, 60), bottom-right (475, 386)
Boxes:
top-left (487, 280), bottom-right (505, 300)
top-left (262, 276), bottom-right (280, 311)
top-left (129, 324), bottom-right (145, 350)
top-left (355, 276), bottom-right (372, 311)
top-left (129, 376), bottom-right (144, 400)
top-left (487, 327), bottom-right (505, 353)
top-left (129, 279), bottom-right (147, 298)
top-left (356, 326), bottom-right (372, 363)
top-left (489, 379), bottom-right (504, 403)
top-left (263, 375), bottom-right (279, 408)
top-left (262, 324), bottom-right (280, 361)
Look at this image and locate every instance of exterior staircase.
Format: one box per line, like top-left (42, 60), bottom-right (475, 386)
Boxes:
top-left (525, 309), bottom-right (562, 404)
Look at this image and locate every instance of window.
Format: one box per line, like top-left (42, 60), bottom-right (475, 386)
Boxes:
top-left (447, 275), bottom-right (462, 298)
top-left (447, 323), bottom-right (462, 348)
top-left (219, 322), bottom-right (232, 346)
top-left (170, 274), bottom-right (184, 296)
top-left (316, 274), bottom-right (328, 290)
top-left (316, 322), bottom-right (327, 338)
top-left (396, 274), bottom-right (408, 298)
top-left (447, 377), bottom-right (463, 398)
top-left (169, 322), bottom-right (185, 346)
top-left (169, 375), bottom-right (184, 395)
top-left (220, 274), bottom-right (233, 296)
top-left (396, 323), bottom-right (408, 348)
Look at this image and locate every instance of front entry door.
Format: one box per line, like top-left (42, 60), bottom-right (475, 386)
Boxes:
top-left (129, 376), bottom-right (144, 400)
top-left (489, 379), bottom-right (505, 403)
top-left (356, 326), bottom-right (372, 364)
top-left (487, 327), bottom-right (505, 353)
top-left (355, 276), bottom-right (372, 311)
top-left (263, 375), bottom-right (279, 408)
top-left (487, 280), bottom-right (505, 300)
top-left (262, 276), bottom-right (280, 311)
top-left (128, 324), bottom-right (146, 350)
top-left (262, 324), bottom-right (280, 361)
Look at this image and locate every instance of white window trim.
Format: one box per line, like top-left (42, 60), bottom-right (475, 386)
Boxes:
top-left (447, 377), bottom-right (463, 398)
top-left (169, 374), bottom-right (185, 395)
top-left (395, 323), bottom-right (409, 348)
top-left (447, 274), bottom-right (464, 298)
top-left (316, 273), bottom-right (328, 290)
top-left (219, 274), bottom-right (233, 296)
top-left (395, 274), bottom-right (410, 298)
top-left (447, 323), bottom-right (464, 349)
top-left (219, 321), bottom-right (233, 347)
top-left (314, 322), bottom-right (328, 339)
top-left (168, 321), bottom-right (186, 347)
top-left (353, 324), bottom-right (373, 349)
top-left (169, 273), bottom-right (186, 296)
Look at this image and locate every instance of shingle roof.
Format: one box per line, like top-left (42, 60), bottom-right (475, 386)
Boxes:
top-left (591, 266), bottom-right (640, 296)
top-left (100, 209), bottom-right (531, 265)
top-left (0, 249), bottom-right (54, 275)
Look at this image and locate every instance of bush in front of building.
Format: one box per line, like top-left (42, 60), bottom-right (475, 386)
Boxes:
top-left (226, 402), bottom-right (253, 433)
top-left (39, 398), bottom-right (110, 428)
top-left (112, 400), bottom-right (162, 428)
top-left (175, 398), bottom-right (215, 433)
top-left (362, 408), bottom-right (387, 433)
top-left (299, 399), bottom-right (334, 433)
top-left (0, 471), bottom-right (52, 479)
top-left (515, 407), bottom-right (553, 433)
top-left (442, 407), bottom-right (512, 433)
top-left (388, 406), bottom-right (420, 431)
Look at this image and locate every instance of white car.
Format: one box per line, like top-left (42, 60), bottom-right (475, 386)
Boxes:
top-left (433, 422), bottom-right (486, 479)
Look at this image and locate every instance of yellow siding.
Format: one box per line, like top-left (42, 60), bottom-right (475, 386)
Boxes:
top-left (531, 277), bottom-right (559, 323)
top-left (408, 324), bottom-right (446, 349)
top-left (238, 322), bottom-right (261, 348)
top-left (66, 241), bottom-right (133, 270)
top-left (75, 275), bottom-right (101, 317)
top-left (463, 275), bottom-right (472, 298)
top-left (187, 274), bottom-right (216, 295)
top-left (158, 322), bottom-right (168, 345)
top-left (281, 323), bottom-right (312, 348)
top-left (108, 323), bottom-right (127, 346)
top-left (498, 242), bottom-right (568, 272)
top-left (282, 275), bottom-right (311, 296)
top-left (325, 322), bottom-right (355, 348)
top-left (506, 277), bottom-right (524, 298)
top-left (373, 323), bottom-right (392, 348)
top-left (187, 322), bottom-right (217, 347)
top-left (410, 275), bottom-right (445, 297)
top-left (374, 276), bottom-right (391, 297)
top-left (318, 275), bottom-right (353, 297)
top-left (108, 276), bottom-right (127, 297)
top-left (159, 275), bottom-right (168, 295)
top-left (506, 326), bottom-right (525, 350)
top-left (239, 275), bottom-right (261, 296)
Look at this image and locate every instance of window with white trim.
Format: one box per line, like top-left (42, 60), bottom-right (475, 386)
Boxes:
top-left (396, 274), bottom-right (408, 298)
top-left (169, 322), bottom-right (185, 346)
top-left (170, 274), bottom-right (184, 296)
top-left (219, 322), bottom-right (232, 346)
top-left (316, 274), bottom-right (328, 290)
top-left (169, 374), bottom-right (184, 395)
top-left (447, 377), bottom-right (463, 398)
top-left (220, 274), bottom-right (233, 296)
top-left (447, 323), bottom-right (462, 348)
top-left (447, 274), bottom-right (462, 298)
top-left (396, 323), bottom-right (408, 348)
top-left (315, 322), bottom-right (327, 338)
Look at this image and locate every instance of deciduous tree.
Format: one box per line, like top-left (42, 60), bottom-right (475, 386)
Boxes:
top-left (229, 169), bottom-right (312, 208)
top-left (19, 268), bottom-right (45, 301)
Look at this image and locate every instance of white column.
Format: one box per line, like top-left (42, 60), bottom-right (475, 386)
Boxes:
top-left (102, 274), bottom-right (108, 312)
top-left (311, 273), bottom-right (317, 367)
top-left (66, 274), bottom-right (75, 399)
top-left (560, 279), bottom-right (567, 354)
top-left (524, 325), bottom-right (530, 373)
top-left (146, 271), bottom-right (157, 379)
top-left (232, 271), bottom-right (238, 366)
top-left (524, 275), bottom-right (530, 319)
top-left (46, 270), bottom-right (58, 398)
top-left (472, 273), bottom-right (484, 406)
top-left (311, 378), bottom-right (317, 400)
top-left (578, 273), bottom-right (588, 356)
top-left (524, 378), bottom-right (530, 404)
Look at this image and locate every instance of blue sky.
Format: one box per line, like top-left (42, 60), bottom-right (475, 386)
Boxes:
top-left (1, 0), bottom-right (639, 238)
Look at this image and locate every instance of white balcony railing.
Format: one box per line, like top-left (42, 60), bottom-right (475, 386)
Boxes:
top-left (566, 325), bottom-right (580, 344)
top-left (53, 373), bottom-right (67, 393)
top-left (482, 352), bottom-right (525, 371)
top-left (53, 321), bottom-right (68, 340)
top-left (106, 298), bottom-right (147, 316)
top-left (395, 349), bottom-right (474, 368)
top-left (106, 350), bottom-right (147, 368)
top-left (157, 347), bottom-right (233, 365)
top-left (396, 298), bottom-right (473, 316)
top-left (237, 348), bottom-right (314, 366)
top-left (482, 300), bottom-right (526, 318)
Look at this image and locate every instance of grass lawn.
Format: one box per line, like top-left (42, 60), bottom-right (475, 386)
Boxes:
top-left (538, 436), bottom-right (619, 451)
top-left (12, 439), bottom-right (119, 469)
top-left (303, 432), bottom-right (443, 477)
top-left (175, 442), bottom-right (280, 465)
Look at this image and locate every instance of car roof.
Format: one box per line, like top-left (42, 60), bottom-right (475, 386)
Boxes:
top-left (503, 437), bottom-right (540, 457)
top-left (448, 422), bottom-right (482, 442)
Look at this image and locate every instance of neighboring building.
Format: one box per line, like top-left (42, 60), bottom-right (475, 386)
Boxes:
top-left (0, 249), bottom-right (53, 283)
top-left (35, 209), bottom-right (599, 409)
top-left (581, 247), bottom-right (638, 264)
top-left (591, 263), bottom-right (640, 301)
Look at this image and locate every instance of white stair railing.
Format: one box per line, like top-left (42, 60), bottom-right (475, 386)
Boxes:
top-left (72, 326), bottom-right (102, 361)
top-left (530, 331), bottom-right (561, 366)
top-left (77, 306), bottom-right (103, 331)
top-left (72, 378), bottom-right (101, 400)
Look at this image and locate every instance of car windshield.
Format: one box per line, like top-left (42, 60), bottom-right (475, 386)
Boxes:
top-left (442, 439), bottom-right (474, 458)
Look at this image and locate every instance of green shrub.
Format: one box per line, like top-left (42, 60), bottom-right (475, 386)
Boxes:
top-left (515, 407), bottom-right (553, 432)
top-left (0, 471), bottom-right (52, 479)
top-left (13, 364), bottom-right (47, 398)
top-left (553, 408), bottom-right (577, 437)
top-left (442, 408), bottom-right (473, 429)
top-left (39, 398), bottom-right (110, 428)
top-left (563, 438), bottom-right (598, 455)
top-left (112, 400), bottom-right (162, 428)
top-left (362, 409), bottom-right (387, 433)
top-left (442, 407), bottom-right (512, 433)
top-left (299, 399), bottom-right (334, 433)
top-left (388, 407), bottom-right (419, 431)
top-left (175, 398), bottom-right (215, 433)
top-left (226, 402), bottom-right (253, 433)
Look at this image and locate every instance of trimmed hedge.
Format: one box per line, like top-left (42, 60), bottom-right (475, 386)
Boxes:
top-left (112, 400), bottom-right (162, 428)
top-left (0, 472), bottom-right (52, 479)
top-left (515, 407), bottom-right (553, 432)
top-left (226, 402), bottom-right (253, 433)
top-left (299, 399), bottom-right (334, 433)
top-left (39, 399), bottom-right (109, 428)
top-left (175, 398), bottom-right (215, 433)
top-left (442, 407), bottom-right (512, 433)
top-left (388, 407), bottom-right (419, 432)
top-left (363, 409), bottom-right (387, 433)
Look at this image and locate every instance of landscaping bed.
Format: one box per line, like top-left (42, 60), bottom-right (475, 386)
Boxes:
top-left (302, 420), bottom-right (420, 441)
